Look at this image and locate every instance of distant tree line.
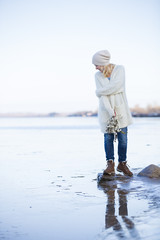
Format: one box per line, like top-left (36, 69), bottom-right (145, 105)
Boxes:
top-left (130, 104), bottom-right (160, 117)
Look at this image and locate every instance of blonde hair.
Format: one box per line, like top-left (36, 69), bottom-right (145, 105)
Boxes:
top-left (103, 64), bottom-right (115, 78)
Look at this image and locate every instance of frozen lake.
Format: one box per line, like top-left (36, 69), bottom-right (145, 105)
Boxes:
top-left (0, 117), bottom-right (160, 240)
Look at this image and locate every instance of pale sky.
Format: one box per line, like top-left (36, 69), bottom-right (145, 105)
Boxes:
top-left (0, 0), bottom-right (160, 113)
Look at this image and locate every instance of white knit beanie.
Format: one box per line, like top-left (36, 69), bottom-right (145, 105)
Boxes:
top-left (92, 50), bottom-right (111, 66)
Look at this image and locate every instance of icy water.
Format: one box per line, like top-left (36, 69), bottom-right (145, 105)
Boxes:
top-left (0, 117), bottom-right (160, 240)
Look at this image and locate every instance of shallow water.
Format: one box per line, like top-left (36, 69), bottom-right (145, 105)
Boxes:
top-left (0, 117), bottom-right (160, 240)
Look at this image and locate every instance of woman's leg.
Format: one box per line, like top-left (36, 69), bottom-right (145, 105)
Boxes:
top-left (104, 133), bottom-right (115, 161)
top-left (117, 127), bottom-right (133, 176)
top-left (117, 127), bottom-right (128, 162)
top-left (103, 133), bottom-right (115, 175)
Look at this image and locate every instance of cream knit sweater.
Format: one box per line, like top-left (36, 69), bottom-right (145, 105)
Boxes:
top-left (95, 65), bottom-right (133, 133)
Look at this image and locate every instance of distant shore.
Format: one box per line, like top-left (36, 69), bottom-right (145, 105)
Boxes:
top-left (0, 110), bottom-right (160, 118)
top-left (0, 104), bottom-right (160, 118)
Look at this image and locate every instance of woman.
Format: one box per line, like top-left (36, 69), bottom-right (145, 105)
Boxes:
top-left (92, 50), bottom-right (133, 176)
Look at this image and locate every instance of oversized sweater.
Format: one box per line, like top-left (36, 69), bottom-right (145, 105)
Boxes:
top-left (95, 65), bottom-right (133, 133)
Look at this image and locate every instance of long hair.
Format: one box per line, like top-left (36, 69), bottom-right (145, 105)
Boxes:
top-left (103, 64), bottom-right (115, 78)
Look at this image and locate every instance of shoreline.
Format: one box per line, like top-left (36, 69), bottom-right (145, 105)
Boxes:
top-left (0, 112), bottom-right (160, 118)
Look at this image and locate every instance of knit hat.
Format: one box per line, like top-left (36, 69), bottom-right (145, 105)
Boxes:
top-left (92, 50), bottom-right (111, 66)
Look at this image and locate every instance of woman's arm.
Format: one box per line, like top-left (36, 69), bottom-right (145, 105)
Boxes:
top-left (96, 66), bottom-right (125, 97)
top-left (94, 72), bottom-right (115, 117)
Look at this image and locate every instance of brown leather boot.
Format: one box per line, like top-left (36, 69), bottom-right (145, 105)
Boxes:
top-left (117, 161), bottom-right (133, 177)
top-left (103, 160), bottom-right (115, 175)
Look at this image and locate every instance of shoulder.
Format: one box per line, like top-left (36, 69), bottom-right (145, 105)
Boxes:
top-left (95, 71), bottom-right (103, 78)
top-left (114, 65), bottom-right (125, 72)
top-left (95, 71), bottom-right (104, 82)
top-left (113, 65), bottom-right (125, 76)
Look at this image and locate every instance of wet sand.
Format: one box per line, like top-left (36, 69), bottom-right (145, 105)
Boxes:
top-left (1, 163), bottom-right (160, 240)
top-left (97, 172), bottom-right (160, 239)
top-left (0, 117), bottom-right (160, 239)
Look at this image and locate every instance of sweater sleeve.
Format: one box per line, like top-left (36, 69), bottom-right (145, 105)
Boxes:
top-left (94, 72), bottom-right (103, 98)
top-left (96, 66), bottom-right (125, 97)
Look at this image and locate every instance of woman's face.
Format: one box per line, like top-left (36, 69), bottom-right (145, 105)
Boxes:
top-left (95, 65), bottom-right (104, 73)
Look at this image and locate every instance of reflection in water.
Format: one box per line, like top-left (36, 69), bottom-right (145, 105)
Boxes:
top-left (99, 181), bottom-right (140, 239)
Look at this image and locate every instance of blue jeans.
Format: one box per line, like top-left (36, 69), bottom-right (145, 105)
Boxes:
top-left (104, 127), bottom-right (128, 162)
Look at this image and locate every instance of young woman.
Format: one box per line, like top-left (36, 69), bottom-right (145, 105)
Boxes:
top-left (92, 50), bottom-right (133, 176)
